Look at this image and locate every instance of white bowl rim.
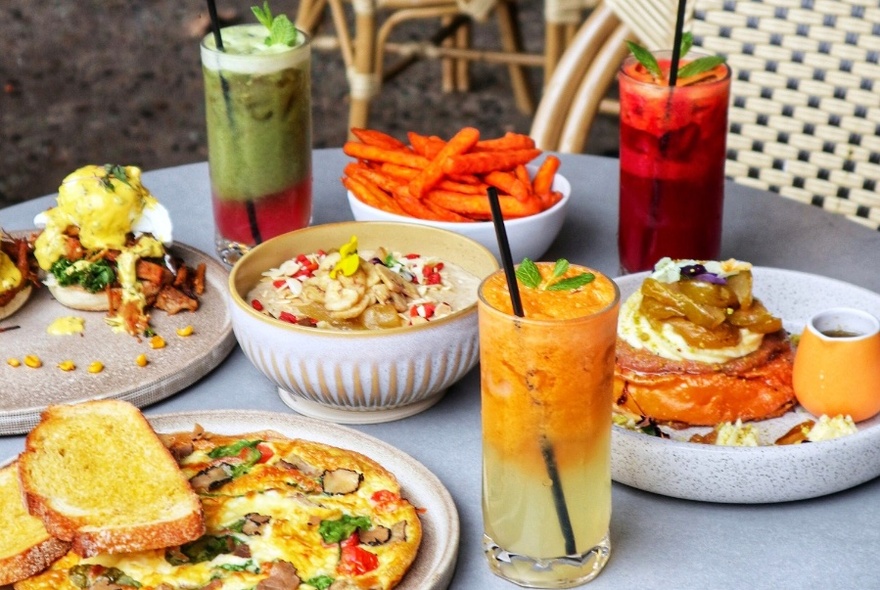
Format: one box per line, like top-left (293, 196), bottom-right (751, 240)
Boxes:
top-left (228, 220), bottom-right (499, 337)
top-left (346, 169), bottom-right (572, 228)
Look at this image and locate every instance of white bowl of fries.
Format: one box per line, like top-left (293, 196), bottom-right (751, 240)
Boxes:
top-left (343, 128), bottom-right (572, 262)
top-left (227, 221), bottom-right (499, 424)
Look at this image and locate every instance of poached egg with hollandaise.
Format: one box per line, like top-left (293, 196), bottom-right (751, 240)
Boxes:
top-left (33, 164), bottom-right (174, 334)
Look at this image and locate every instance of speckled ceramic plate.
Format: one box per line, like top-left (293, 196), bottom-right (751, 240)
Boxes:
top-left (611, 267), bottom-right (880, 503)
top-left (0, 239), bottom-right (235, 435)
top-left (149, 410), bottom-right (459, 590)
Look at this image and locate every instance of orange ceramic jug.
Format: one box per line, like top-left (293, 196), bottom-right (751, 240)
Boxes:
top-left (793, 307), bottom-right (880, 422)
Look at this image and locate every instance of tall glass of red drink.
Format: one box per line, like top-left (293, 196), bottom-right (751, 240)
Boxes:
top-left (618, 51), bottom-right (731, 274)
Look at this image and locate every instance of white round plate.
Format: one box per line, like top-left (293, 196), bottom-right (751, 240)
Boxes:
top-left (149, 410), bottom-right (459, 590)
top-left (611, 267), bottom-right (880, 503)
top-left (0, 239), bottom-right (235, 435)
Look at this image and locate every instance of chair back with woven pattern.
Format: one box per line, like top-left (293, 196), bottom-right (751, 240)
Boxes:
top-left (692, 0), bottom-right (880, 230)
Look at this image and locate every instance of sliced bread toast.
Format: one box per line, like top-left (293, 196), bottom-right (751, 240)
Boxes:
top-left (0, 462), bottom-right (70, 585)
top-left (17, 400), bottom-right (205, 557)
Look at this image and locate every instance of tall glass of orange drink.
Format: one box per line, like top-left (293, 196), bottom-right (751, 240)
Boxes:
top-left (479, 262), bottom-right (620, 588)
top-left (618, 50), bottom-right (731, 274)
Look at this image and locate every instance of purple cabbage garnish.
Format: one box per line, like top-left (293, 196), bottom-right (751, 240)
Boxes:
top-left (679, 264), bottom-right (727, 285)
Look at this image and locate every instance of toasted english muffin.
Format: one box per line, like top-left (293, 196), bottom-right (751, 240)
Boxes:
top-left (17, 400), bottom-right (205, 557)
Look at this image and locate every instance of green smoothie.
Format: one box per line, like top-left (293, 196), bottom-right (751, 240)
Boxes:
top-left (201, 24), bottom-right (312, 262)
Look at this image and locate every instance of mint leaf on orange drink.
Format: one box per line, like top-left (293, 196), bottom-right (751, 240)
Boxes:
top-left (516, 258), bottom-right (595, 291)
top-left (515, 258), bottom-right (542, 288)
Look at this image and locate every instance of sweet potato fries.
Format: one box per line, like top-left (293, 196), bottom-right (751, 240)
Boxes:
top-left (343, 127), bottom-right (563, 222)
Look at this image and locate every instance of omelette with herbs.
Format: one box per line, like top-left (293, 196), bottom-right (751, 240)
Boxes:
top-left (15, 430), bottom-right (423, 590)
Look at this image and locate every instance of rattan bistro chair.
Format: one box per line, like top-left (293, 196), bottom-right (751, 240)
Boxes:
top-left (296, 0), bottom-right (541, 134)
top-left (530, 2), bottom-right (634, 152)
top-left (693, 0), bottom-right (880, 230)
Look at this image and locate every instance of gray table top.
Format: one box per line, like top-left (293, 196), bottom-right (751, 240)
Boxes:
top-left (2, 149), bottom-right (879, 589)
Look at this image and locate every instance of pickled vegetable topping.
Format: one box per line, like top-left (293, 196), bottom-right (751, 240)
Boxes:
top-left (639, 264), bottom-right (782, 349)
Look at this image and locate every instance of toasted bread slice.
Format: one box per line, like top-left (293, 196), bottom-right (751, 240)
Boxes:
top-left (18, 400), bottom-right (205, 557)
top-left (0, 462), bottom-right (70, 585)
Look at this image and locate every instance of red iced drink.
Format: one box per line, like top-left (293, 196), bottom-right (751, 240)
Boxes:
top-left (618, 52), bottom-right (731, 274)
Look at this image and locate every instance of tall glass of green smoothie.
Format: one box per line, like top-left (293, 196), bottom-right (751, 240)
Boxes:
top-left (201, 21), bottom-right (312, 265)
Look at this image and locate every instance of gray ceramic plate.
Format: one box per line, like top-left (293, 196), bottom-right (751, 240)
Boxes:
top-left (612, 267), bottom-right (880, 503)
top-left (0, 239), bottom-right (235, 435)
top-left (149, 410), bottom-right (459, 590)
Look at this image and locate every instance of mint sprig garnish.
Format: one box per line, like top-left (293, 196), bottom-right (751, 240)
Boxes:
top-left (515, 258), bottom-right (595, 292)
top-left (628, 32), bottom-right (726, 82)
top-left (251, 1), bottom-right (299, 47)
top-left (515, 258), bottom-right (542, 289)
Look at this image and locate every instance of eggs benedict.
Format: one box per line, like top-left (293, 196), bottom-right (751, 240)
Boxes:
top-left (0, 231), bottom-right (37, 320)
top-left (33, 164), bottom-right (205, 336)
top-left (614, 258), bottom-right (796, 426)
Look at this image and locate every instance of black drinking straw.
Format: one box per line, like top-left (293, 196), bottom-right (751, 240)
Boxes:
top-left (667, 0), bottom-right (689, 87)
top-left (645, 0), bottom-right (689, 264)
top-left (486, 187), bottom-right (577, 556)
top-left (205, 0), bottom-right (263, 246)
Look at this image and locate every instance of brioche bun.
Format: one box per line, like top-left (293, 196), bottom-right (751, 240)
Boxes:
top-left (614, 330), bottom-right (797, 426)
top-left (47, 283), bottom-right (109, 311)
top-left (0, 284), bottom-right (32, 321)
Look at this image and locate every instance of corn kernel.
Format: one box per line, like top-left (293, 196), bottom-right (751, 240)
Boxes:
top-left (24, 355), bottom-right (42, 368)
top-left (136, 353), bottom-right (148, 367)
top-left (88, 361), bottom-right (104, 374)
top-left (7, 358), bottom-right (21, 367)
top-left (176, 325), bottom-right (194, 337)
top-left (149, 335), bottom-right (166, 349)
top-left (57, 360), bottom-right (76, 372)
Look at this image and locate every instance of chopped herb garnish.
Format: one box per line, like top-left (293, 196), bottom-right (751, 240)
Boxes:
top-left (516, 258), bottom-right (594, 292)
top-left (50, 258), bottom-right (115, 293)
top-left (252, 1), bottom-right (299, 47)
top-left (306, 576), bottom-right (335, 590)
top-left (318, 514), bottom-right (371, 544)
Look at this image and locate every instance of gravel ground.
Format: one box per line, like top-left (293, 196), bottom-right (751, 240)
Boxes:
top-left (0, 0), bottom-right (618, 208)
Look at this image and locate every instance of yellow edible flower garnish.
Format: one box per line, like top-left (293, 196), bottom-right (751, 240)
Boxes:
top-left (24, 355), bottom-right (42, 368)
top-left (7, 358), bottom-right (21, 367)
top-left (57, 360), bottom-right (76, 372)
top-left (88, 361), bottom-right (105, 374)
top-left (135, 353), bottom-right (148, 367)
top-left (149, 335), bottom-right (166, 349)
top-left (331, 235), bottom-right (361, 278)
top-left (176, 325), bottom-right (194, 337)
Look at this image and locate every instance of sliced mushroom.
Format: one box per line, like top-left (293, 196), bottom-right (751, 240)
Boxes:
top-left (167, 439), bottom-right (195, 462)
top-left (321, 468), bottom-right (362, 495)
top-left (241, 513), bottom-right (271, 536)
top-left (233, 543), bottom-right (252, 558)
top-left (390, 521), bottom-right (408, 542)
top-left (328, 580), bottom-right (360, 590)
top-left (190, 463), bottom-right (234, 492)
top-left (256, 561), bottom-right (300, 590)
top-left (359, 525), bottom-right (392, 546)
top-left (279, 453), bottom-right (320, 476)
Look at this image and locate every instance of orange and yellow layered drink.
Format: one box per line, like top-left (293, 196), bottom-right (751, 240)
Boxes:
top-left (479, 261), bottom-right (619, 587)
